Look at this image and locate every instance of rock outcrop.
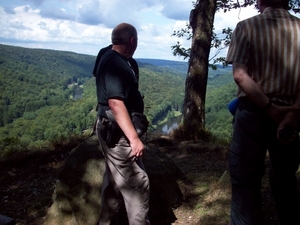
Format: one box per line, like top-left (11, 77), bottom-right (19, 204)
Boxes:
top-left (43, 135), bottom-right (183, 225)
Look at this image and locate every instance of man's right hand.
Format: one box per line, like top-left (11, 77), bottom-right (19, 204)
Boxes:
top-left (130, 137), bottom-right (145, 158)
top-left (277, 111), bottom-right (299, 143)
top-left (265, 104), bottom-right (293, 124)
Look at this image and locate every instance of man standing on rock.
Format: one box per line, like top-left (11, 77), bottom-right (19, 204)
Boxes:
top-left (95, 23), bottom-right (150, 225)
top-left (226, 0), bottom-right (300, 224)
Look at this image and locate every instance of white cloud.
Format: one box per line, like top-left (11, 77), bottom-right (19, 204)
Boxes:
top-left (1, 0), bottom-right (298, 61)
top-left (1, 1), bottom-right (192, 59)
top-left (76, 0), bottom-right (102, 25)
top-left (214, 6), bottom-right (259, 32)
top-left (40, 6), bottom-right (76, 20)
top-left (160, 0), bottom-right (192, 21)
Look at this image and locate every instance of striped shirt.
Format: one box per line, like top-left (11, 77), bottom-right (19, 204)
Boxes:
top-left (226, 8), bottom-right (300, 105)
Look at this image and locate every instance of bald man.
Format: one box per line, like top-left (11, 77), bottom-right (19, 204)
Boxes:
top-left (95, 23), bottom-right (150, 225)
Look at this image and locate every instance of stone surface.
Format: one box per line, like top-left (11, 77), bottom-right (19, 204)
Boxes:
top-left (0, 215), bottom-right (15, 225)
top-left (43, 135), bottom-right (183, 225)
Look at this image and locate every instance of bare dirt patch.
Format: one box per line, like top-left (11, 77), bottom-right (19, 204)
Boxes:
top-left (0, 136), bottom-right (299, 225)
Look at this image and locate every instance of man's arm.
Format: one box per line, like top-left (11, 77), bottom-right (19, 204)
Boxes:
top-left (108, 98), bottom-right (144, 157)
top-left (233, 63), bottom-right (270, 108)
top-left (233, 63), bottom-right (299, 142)
top-left (232, 63), bottom-right (293, 122)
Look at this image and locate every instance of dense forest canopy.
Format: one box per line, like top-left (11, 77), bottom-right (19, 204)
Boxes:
top-left (0, 44), bottom-right (235, 157)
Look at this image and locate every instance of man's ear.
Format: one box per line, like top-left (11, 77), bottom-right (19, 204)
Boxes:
top-left (130, 36), bottom-right (137, 45)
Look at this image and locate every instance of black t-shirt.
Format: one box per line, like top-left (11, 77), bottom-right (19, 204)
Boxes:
top-left (93, 45), bottom-right (112, 76)
top-left (96, 50), bottom-right (144, 118)
top-left (93, 45), bottom-right (139, 79)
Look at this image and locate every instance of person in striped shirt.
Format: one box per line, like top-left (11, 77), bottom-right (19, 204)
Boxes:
top-left (226, 0), bottom-right (300, 224)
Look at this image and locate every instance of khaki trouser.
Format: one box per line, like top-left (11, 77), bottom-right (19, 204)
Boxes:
top-left (96, 119), bottom-right (151, 225)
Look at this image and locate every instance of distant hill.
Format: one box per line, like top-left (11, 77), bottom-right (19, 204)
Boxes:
top-left (137, 58), bottom-right (232, 80)
top-left (0, 44), bottom-right (184, 149)
top-left (0, 44), bottom-right (235, 152)
top-left (137, 58), bottom-right (188, 75)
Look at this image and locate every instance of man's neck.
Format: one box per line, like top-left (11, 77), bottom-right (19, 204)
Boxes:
top-left (112, 45), bottom-right (131, 59)
top-left (259, 5), bottom-right (267, 13)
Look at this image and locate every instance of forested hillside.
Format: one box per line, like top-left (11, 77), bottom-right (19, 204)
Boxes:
top-left (137, 58), bottom-right (188, 76)
top-left (0, 44), bottom-right (186, 155)
top-left (0, 44), bottom-right (95, 126)
top-left (206, 81), bottom-right (237, 142)
top-left (0, 44), bottom-right (236, 158)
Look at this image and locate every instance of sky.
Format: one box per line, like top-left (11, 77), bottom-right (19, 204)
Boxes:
top-left (0, 0), bottom-right (277, 61)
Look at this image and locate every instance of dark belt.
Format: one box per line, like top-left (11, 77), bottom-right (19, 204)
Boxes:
top-left (97, 103), bottom-right (110, 119)
top-left (238, 97), bottom-right (291, 112)
top-left (238, 97), bottom-right (262, 112)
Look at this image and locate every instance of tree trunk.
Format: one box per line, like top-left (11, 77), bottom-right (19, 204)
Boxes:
top-left (183, 0), bottom-right (216, 139)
